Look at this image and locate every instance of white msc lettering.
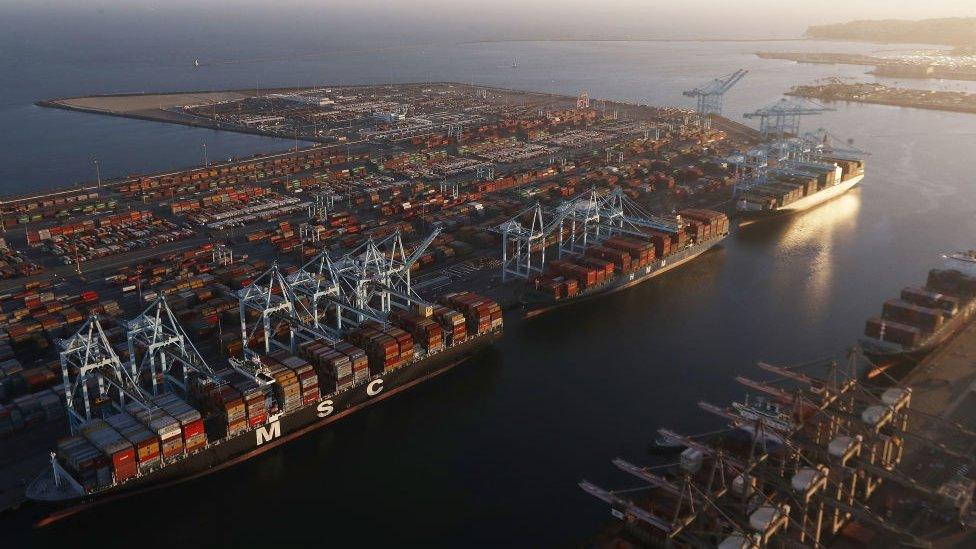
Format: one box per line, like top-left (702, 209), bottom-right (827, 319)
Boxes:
top-left (316, 399), bottom-right (334, 418)
top-left (366, 379), bottom-right (384, 396)
top-left (255, 420), bottom-right (281, 446)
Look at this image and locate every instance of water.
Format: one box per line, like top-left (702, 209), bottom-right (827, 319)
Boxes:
top-left (4, 33), bottom-right (976, 547)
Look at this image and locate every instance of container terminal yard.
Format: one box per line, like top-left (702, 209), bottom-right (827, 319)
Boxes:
top-left (580, 253), bottom-right (976, 548)
top-left (0, 82), bottom-right (774, 520)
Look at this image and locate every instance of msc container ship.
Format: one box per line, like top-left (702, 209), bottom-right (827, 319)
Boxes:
top-left (860, 251), bottom-right (976, 375)
top-left (24, 291), bottom-right (503, 525)
top-left (522, 209), bottom-right (729, 318)
top-left (735, 156), bottom-right (865, 224)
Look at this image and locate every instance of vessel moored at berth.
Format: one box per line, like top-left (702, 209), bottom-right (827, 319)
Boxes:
top-left (27, 324), bottom-right (501, 522)
top-left (735, 155), bottom-right (865, 224)
top-left (23, 233), bottom-right (505, 525)
top-left (860, 250), bottom-right (976, 366)
top-left (520, 208), bottom-right (729, 318)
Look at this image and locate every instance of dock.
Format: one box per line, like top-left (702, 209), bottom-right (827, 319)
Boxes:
top-left (581, 331), bottom-right (976, 547)
top-left (1, 82), bottom-right (756, 518)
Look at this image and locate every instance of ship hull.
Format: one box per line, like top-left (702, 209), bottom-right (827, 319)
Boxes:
top-left (736, 174), bottom-right (863, 226)
top-left (26, 330), bottom-right (501, 524)
top-left (523, 233), bottom-right (727, 319)
top-left (860, 298), bottom-right (976, 364)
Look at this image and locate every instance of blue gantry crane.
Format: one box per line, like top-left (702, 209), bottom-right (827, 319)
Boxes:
top-left (744, 98), bottom-right (834, 141)
top-left (682, 69), bottom-right (748, 118)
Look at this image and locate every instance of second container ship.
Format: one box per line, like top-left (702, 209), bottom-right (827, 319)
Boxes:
top-left (521, 208), bottom-right (729, 318)
top-left (735, 155), bottom-right (865, 223)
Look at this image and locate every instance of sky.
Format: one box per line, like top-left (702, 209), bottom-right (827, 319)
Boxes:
top-left (3, 1), bottom-right (975, 38)
top-left (0, 1), bottom-right (974, 62)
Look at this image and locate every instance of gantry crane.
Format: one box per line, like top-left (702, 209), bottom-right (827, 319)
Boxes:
top-left (494, 187), bottom-right (680, 281)
top-left (683, 69), bottom-right (748, 118)
top-left (496, 202), bottom-right (564, 282)
top-left (801, 128), bottom-right (870, 162)
top-left (288, 226), bottom-right (441, 330)
top-left (579, 353), bottom-right (955, 547)
top-left (744, 98), bottom-right (834, 141)
top-left (60, 315), bottom-right (154, 433)
top-left (124, 295), bottom-right (221, 396)
top-left (728, 147), bottom-right (769, 196)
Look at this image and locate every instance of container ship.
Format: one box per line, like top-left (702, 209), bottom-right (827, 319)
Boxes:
top-left (861, 250), bottom-right (976, 366)
top-left (521, 208), bottom-right (729, 318)
top-left (24, 288), bottom-right (502, 524)
top-left (735, 155), bottom-right (865, 224)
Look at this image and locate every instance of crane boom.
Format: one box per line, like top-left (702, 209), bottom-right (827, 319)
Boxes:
top-left (682, 69), bottom-right (748, 117)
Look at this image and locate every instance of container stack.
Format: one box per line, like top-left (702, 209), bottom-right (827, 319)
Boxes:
top-left (213, 367), bottom-right (267, 430)
top-left (392, 310), bottom-right (444, 354)
top-left (864, 318), bottom-right (922, 348)
top-left (382, 325), bottom-right (415, 364)
top-left (206, 382), bottom-right (248, 437)
top-left (10, 393), bottom-right (45, 427)
top-left (57, 435), bottom-right (107, 491)
top-left (881, 299), bottom-right (944, 334)
top-left (603, 236), bottom-right (655, 268)
top-left (442, 292), bottom-right (503, 336)
top-left (153, 393), bottom-right (208, 453)
top-left (738, 178), bottom-right (809, 211)
top-left (900, 287), bottom-right (959, 316)
top-left (105, 412), bottom-right (161, 473)
top-left (432, 305), bottom-right (467, 345)
top-left (278, 356), bottom-right (320, 405)
top-left (263, 357), bottom-right (303, 413)
top-left (347, 324), bottom-right (402, 375)
top-left (299, 341), bottom-right (355, 392)
top-left (679, 209), bottom-right (729, 241)
top-left (585, 245), bottom-right (632, 273)
top-left (926, 269), bottom-right (976, 301)
top-left (79, 419), bottom-right (138, 484)
top-left (557, 259), bottom-right (599, 289)
top-left (126, 402), bottom-right (184, 463)
top-left (535, 276), bottom-right (581, 300)
top-left (335, 342), bottom-right (370, 385)
top-left (579, 257), bottom-right (614, 283)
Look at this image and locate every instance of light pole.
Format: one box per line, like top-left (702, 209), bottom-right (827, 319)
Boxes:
top-left (93, 158), bottom-right (101, 188)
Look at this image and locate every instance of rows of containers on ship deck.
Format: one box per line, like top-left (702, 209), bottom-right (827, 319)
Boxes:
top-left (863, 268), bottom-right (976, 349)
top-left (52, 291), bottom-right (500, 493)
top-left (736, 157), bottom-right (864, 213)
top-left (1, 164), bottom-right (681, 441)
top-left (0, 222), bottom-right (502, 441)
top-left (529, 209), bottom-right (728, 300)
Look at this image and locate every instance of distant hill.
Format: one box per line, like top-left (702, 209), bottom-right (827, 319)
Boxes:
top-left (806, 17), bottom-right (976, 47)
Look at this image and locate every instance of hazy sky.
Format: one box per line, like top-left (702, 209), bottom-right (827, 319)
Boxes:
top-left (1, 1), bottom-right (974, 57)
